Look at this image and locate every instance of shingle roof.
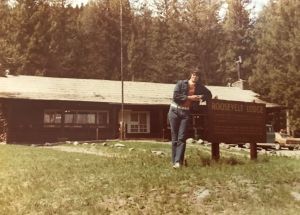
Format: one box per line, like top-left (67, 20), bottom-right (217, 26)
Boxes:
top-left (0, 75), bottom-right (278, 107)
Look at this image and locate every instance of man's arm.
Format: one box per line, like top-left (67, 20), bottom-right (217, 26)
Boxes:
top-left (173, 81), bottom-right (187, 104)
top-left (199, 85), bottom-right (212, 102)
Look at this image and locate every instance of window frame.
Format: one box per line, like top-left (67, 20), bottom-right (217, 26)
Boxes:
top-left (43, 110), bottom-right (62, 128)
top-left (127, 111), bottom-right (150, 134)
top-left (43, 109), bottom-right (109, 128)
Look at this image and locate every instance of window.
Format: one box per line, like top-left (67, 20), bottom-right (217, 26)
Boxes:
top-left (44, 110), bottom-right (109, 128)
top-left (65, 112), bottom-right (96, 125)
top-left (64, 113), bottom-right (74, 124)
top-left (128, 112), bottom-right (149, 133)
top-left (44, 111), bottom-right (62, 127)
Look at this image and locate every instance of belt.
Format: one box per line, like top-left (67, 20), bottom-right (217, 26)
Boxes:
top-left (170, 103), bottom-right (189, 110)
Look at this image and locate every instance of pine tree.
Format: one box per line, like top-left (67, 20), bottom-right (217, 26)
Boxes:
top-left (79, 0), bottom-right (132, 80)
top-left (250, 0), bottom-right (300, 132)
top-left (0, 0), bottom-right (9, 76)
top-left (182, 0), bottom-right (223, 84)
top-left (127, 3), bottom-right (154, 81)
top-left (149, 0), bottom-right (186, 83)
top-left (61, 5), bottom-right (87, 78)
top-left (9, 0), bottom-right (52, 75)
top-left (219, 0), bottom-right (254, 84)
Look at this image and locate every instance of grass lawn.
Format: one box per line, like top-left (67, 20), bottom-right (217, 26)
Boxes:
top-left (0, 141), bottom-right (300, 214)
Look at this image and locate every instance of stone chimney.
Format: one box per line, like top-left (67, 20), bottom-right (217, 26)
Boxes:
top-left (231, 79), bottom-right (249, 90)
top-left (5, 70), bottom-right (9, 76)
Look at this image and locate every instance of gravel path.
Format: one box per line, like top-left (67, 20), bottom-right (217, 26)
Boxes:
top-left (43, 143), bottom-right (300, 159)
top-left (44, 145), bottom-right (119, 157)
top-left (274, 150), bottom-right (300, 158)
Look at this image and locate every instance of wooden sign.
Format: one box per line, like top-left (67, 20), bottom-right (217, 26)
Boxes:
top-left (206, 99), bottom-right (266, 144)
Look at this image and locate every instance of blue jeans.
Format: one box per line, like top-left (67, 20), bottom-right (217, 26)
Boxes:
top-left (168, 106), bottom-right (190, 165)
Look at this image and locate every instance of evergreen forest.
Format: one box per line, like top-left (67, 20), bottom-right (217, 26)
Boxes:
top-left (0, 0), bottom-right (299, 131)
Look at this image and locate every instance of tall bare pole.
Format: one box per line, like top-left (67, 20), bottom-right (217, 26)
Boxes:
top-left (120, 0), bottom-right (124, 140)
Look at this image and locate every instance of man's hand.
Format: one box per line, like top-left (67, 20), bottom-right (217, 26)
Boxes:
top-left (188, 95), bottom-right (203, 101)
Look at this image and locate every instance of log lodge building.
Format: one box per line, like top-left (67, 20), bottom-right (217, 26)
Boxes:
top-left (0, 75), bottom-right (283, 144)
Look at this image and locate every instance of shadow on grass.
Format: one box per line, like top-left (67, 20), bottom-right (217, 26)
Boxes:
top-left (198, 153), bottom-right (270, 167)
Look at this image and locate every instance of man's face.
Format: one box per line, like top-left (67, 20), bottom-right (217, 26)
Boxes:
top-left (190, 73), bottom-right (199, 83)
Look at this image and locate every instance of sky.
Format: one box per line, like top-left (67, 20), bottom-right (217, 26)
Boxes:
top-left (71, 0), bottom-right (270, 14)
top-left (249, 0), bottom-right (270, 14)
top-left (71, 0), bottom-right (88, 6)
top-left (71, 0), bottom-right (89, 7)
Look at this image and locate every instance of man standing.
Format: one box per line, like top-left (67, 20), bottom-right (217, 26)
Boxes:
top-left (168, 69), bottom-right (212, 168)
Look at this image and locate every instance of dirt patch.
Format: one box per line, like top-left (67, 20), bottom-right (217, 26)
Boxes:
top-left (43, 145), bottom-right (121, 157)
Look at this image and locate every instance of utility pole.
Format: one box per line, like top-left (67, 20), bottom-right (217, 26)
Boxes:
top-left (120, 0), bottom-right (125, 140)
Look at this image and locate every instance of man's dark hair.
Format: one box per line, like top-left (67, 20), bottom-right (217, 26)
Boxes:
top-left (189, 67), bottom-right (200, 77)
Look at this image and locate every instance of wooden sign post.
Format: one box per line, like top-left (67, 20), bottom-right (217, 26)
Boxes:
top-left (206, 100), bottom-right (266, 160)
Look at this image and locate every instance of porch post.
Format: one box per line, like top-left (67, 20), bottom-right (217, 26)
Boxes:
top-left (250, 142), bottom-right (257, 160)
top-left (211, 142), bottom-right (220, 161)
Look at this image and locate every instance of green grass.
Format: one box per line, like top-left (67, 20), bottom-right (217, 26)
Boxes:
top-left (0, 142), bottom-right (300, 214)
